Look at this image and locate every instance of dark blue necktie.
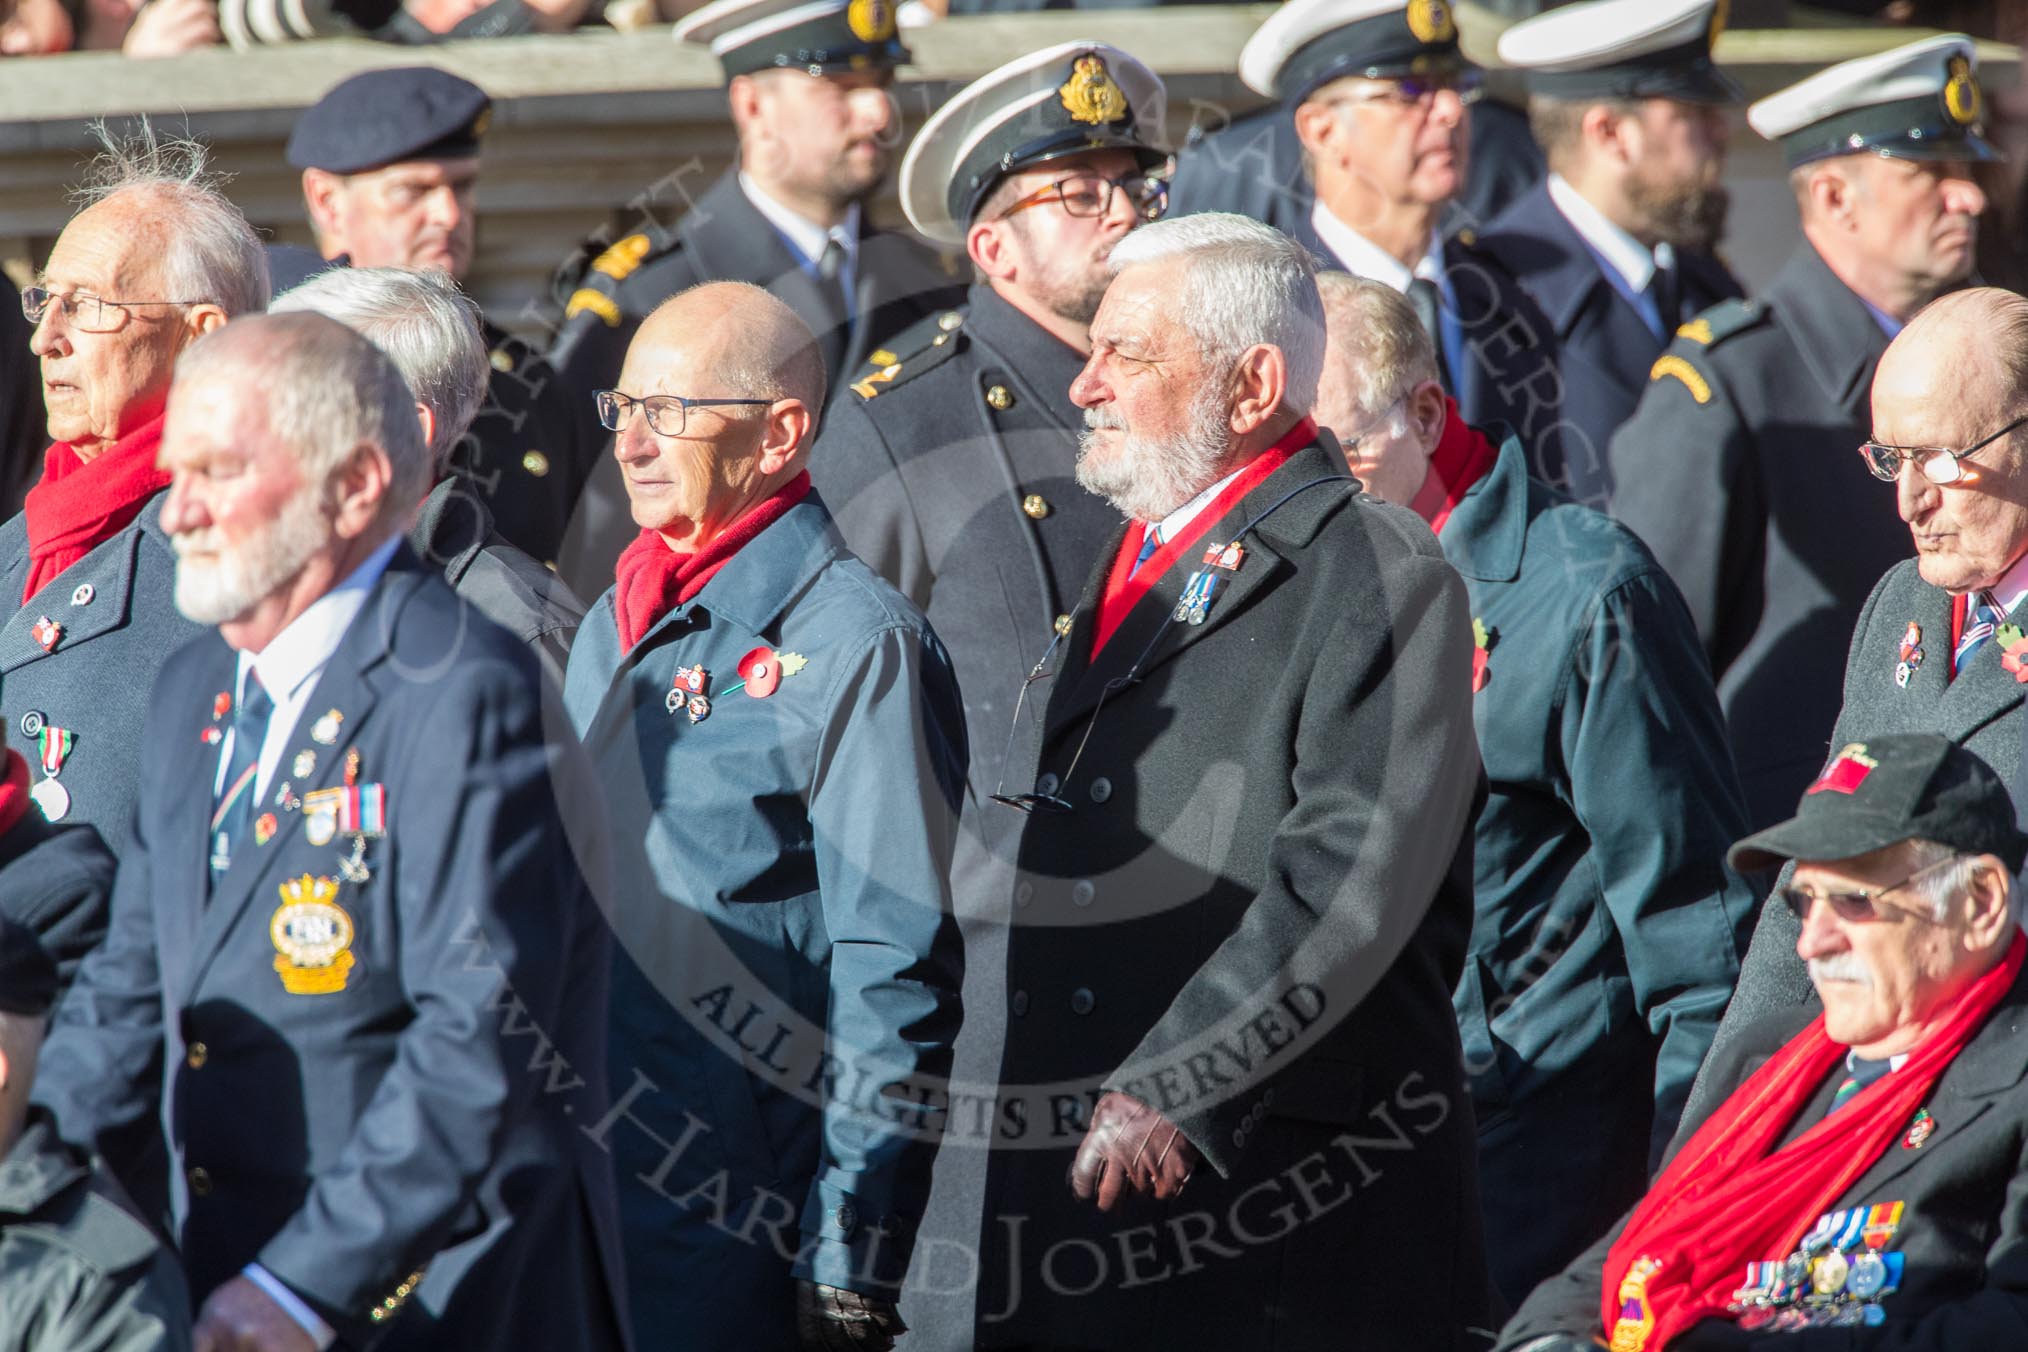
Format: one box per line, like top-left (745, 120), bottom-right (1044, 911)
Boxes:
top-left (209, 671), bottom-right (272, 881)
top-left (1131, 522), bottom-right (1164, 577)
top-left (1955, 591), bottom-right (2006, 673)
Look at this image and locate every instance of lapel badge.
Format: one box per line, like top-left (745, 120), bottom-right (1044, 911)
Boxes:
top-left (270, 874), bottom-right (356, 995)
top-left (1472, 618), bottom-right (1496, 693)
top-left (70, 583), bottom-right (93, 607)
top-left (213, 692), bottom-right (232, 720)
top-left (667, 664), bottom-right (711, 721)
top-left (311, 710), bottom-right (343, 745)
top-left (274, 781), bottom-right (300, 812)
top-left (29, 726), bottom-right (74, 823)
top-left (734, 647), bottom-right (809, 700)
top-left (255, 812), bottom-right (278, 846)
top-left (293, 749), bottom-right (317, 780)
top-left (344, 747), bottom-right (361, 788)
top-left (1997, 623), bottom-right (2028, 683)
top-left (1896, 623), bottom-right (1925, 689)
top-left (1201, 541), bottom-right (1246, 572)
top-left (29, 617), bottom-right (61, 653)
top-left (1902, 1108), bottom-right (1935, 1149)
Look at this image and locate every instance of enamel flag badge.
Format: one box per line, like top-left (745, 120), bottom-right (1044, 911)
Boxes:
top-left (667, 664), bottom-right (712, 722)
top-left (29, 617), bottom-right (61, 653)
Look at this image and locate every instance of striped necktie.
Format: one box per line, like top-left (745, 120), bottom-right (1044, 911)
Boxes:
top-left (1131, 521), bottom-right (1164, 577)
top-left (209, 671), bottom-right (273, 881)
top-left (1826, 1051), bottom-right (1895, 1117)
top-left (1955, 590), bottom-right (2006, 673)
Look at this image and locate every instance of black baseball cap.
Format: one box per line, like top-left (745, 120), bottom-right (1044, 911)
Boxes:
top-left (1729, 734), bottom-right (2028, 874)
top-left (0, 915), bottom-right (56, 1018)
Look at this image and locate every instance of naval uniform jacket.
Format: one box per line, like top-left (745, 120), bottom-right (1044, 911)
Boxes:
top-left (562, 494), bottom-right (966, 1352)
top-left (1500, 957), bottom-right (2028, 1350)
top-left (977, 440), bottom-right (1494, 1350)
top-left (1606, 241), bottom-right (1910, 828)
top-left (0, 495), bottom-right (202, 857)
top-left (1444, 433), bottom-right (1756, 1306)
top-left (1691, 558), bottom-right (2028, 1123)
top-left (1477, 181), bottom-right (1744, 505)
top-left (34, 549), bottom-right (629, 1352)
top-left (812, 283), bottom-right (1119, 806)
top-left (546, 170), bottom-right (966, 595)
top-left (0, 299), bottom-right (43, 520)
top-left (455, 318), bottom-right (604, 569)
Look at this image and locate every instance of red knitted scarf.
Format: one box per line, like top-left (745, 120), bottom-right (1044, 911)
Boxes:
top-left (23, 412), bottom-right (171, 604)
top-left (612, 472), bottom-right (811, 650)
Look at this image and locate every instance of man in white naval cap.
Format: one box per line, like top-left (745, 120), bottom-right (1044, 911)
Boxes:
top-left (1607, 35), bottom-right (1994, 837)
top-left (1172, 0), bottom-right (1582, 489)
top-left (1477, 0), bottom-right (1745, 503)
top-left (547, 0), bottom-right (964, 590)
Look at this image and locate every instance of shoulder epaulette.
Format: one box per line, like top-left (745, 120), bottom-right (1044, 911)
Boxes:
top-left (560, 227), bottom-right (672, 328)
top-left (1672, 298), bottom-right (1766, 350)
top-left (849, 309), bottom-right (967, 401)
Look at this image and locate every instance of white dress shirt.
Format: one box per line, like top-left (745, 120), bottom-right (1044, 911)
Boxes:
top-left (1544, 172), bottom-right (1675, 297)
top-left (1986, 546), bottom-right (2028, 620)
top-left (739, 171), bottom-right (861, 315)
top-left (1309, 204), bottom-right (1466, 382)
top-left (1136, 464), bottom-right (1250, 558)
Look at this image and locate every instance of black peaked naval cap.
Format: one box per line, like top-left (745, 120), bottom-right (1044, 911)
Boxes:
top-left (1748, 33), bottom-right (2000, 169)
top-left (1240, 0), bottom-right (1469, 103)
top-left (899, 41), bottom-right (1167, 248)
top-left (676, 0), bottom-right (909, 81)
top-left (287, 67), bottom-right (492, 174)
top-left (0, 914), bottom-right (56, 1018)
top-left (1498, 0), bottom-right (1742, 106)
top-left (1729, 734), bottom-right (2028, 875)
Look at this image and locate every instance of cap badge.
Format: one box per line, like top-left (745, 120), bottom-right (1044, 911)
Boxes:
top-left (1405, 0), bottom-right (1455, 44)
top-left (1944, 55), bottom-right (1983, 128)
top-left (1060, 54), bottom-right (1129, 127)
top-left (1808, 743), bottom-right (1879, 796)
top-left (470, 107), bottom-right (493, 140)
top-left (1708, 0), bottom-right (1730, 48)
top-left (846, 0), bottom-right (896, 44)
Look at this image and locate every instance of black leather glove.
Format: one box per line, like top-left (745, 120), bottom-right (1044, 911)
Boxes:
top-left (794, 1279), bottom-right (907, 1352)
top-left (1069, 1091), bottom-right (1201, 1211)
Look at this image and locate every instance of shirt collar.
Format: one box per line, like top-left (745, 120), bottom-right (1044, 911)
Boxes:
top-left (1544, 173), bottom-right (1672, 294)
top-left (1151, 464), bottom-right (1249, 544)
top-left (1861, 296), bottom-right (1906, 340)
top-left (738, 171), bottom-right (861, 272)
top-left (1984, 547), bottom-right (2028, 619)
top-left (237, 534), bottom-right (402, 703)
top-left (1308, 203), bottom-right (1443, 294)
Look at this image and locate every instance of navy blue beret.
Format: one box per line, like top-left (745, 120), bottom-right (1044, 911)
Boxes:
top-left (0, 915), bottom-right (55, 1018)
top-left (287, 66), bottom-right (493, 174)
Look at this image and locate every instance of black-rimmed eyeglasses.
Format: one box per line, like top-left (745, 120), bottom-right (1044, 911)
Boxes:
top-left (1861, 411), bottom-right (2028, 485)
top-left (594, 389), bottom-right (776, 437)
top-left (996, 174), bottom-right (1169, 224)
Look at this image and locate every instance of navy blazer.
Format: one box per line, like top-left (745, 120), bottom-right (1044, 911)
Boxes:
top-left (563, 494), bottom-right (965, 1352)
top-left (35, 548), bottom-right (628, 1351)
top-left (0, 495), bottom-right (204, 856)
top-left (1478, 181), bottom-right (1744, 504)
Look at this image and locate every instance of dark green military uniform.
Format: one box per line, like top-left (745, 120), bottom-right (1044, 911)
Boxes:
top-left (1606, 242), bottom-right (1910, 828)
top-left (0, 1108), bottom-right (191, 1352)
top-left (1442, 429), bottom-right (1755, 1304)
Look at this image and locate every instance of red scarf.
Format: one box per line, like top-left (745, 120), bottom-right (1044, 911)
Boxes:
top-left (1406, 397), bottom-right (1498, 537)
top-left (612, 472), bottom-right (811, 651)
top-left (1089, 420), bottom-right (1313, 660)
top-left (1600, 930), bottom-right (2026, 1350)
top-left (0, 750), bottom-right (28, 839)
top-left (22, 413), bottom-right (172, 604)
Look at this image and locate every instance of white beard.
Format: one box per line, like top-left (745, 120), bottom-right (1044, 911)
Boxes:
top-left (173, 486), bottom-right (332, 626)
top-left (1075, 383), bottom-right (1232, 523)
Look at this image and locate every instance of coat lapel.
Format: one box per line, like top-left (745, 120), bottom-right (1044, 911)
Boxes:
top-left (1766, 243), bottom-right (1891, 422)
top-left (178, 567), bottom-right (417, 1005)
top-left (0, 512), bottom-right (151, 674)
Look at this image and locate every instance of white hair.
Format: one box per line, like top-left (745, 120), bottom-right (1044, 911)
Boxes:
top-left (1316, 271), bottom-right (1440, 423)
top-left (1106, 212), bottom-right (1326, 413)
top-left (273, 267), bottom-right (487, 475)
top-left (74, 120), bottom-right (269, 319)
top-left (176, 312), bottom-right (432, 517)
top-left (1903, 839), bottom-right (2013, 924)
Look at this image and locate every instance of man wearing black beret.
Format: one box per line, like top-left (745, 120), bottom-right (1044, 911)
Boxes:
top-left (284, 66), bottom-right (597, 571)
top-left (0, 914), bottom-right (192, 1350)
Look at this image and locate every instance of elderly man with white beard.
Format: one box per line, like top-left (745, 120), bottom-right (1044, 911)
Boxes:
top-left (33, 311), bottom-right (626, 1352)
top-left (972, 212), bottom-right (1493, 1350)
top-left (1501, 734), bottom-right (2028, 1351)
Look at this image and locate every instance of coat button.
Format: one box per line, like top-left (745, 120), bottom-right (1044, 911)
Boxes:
top-left (1089, 777), bottom-right (1112, 803)
top-left (1054, 613), bottom-right (1073, 636)
top-left (1011, 990), bottom-right (1029, 1016)
top-left (1036, 772), bottom-right (1060, 795)
top-left (835, 1202), bottom-right (858, 1235)
top-left (1014, 882), bottom-right (1033, 909)
top-left (988, 385), bottom-right (1015, 411)
top-left (1070, 988), bottom-right (1095, 1015)
top-left (938, 310), bottom-right (964, 332)
top-left (522, 450), bottom-right (550, 477)
top-left (489, 348), bottom-right (514, 373)
top-left (188, 1166), bottom-right (213, 1197)
top-left (1070, 879), bottom-right (1095, 907)
top-left (1022, 494), bottom-right (1050, 519)
top-left (186, 1042), bottom-right (208, 1069)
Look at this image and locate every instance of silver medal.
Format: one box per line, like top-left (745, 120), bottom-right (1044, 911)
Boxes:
top-left (30, 776), bottom-right (69, 822)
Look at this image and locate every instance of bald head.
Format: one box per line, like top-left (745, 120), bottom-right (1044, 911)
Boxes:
top-left (1873, 287), bottom-right (2028, 596)
top-left (614, 283), bottom-right (824, 549)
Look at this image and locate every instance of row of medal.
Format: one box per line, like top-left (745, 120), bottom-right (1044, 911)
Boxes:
top-left (1729, 1201), bottom-right (1904, 1331)
top-left (1171, 542), bottom-right (1246, 627)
